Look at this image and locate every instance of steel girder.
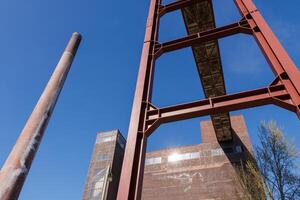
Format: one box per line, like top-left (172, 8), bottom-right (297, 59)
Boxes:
top-left (116, 0), bottom-right (300, 199)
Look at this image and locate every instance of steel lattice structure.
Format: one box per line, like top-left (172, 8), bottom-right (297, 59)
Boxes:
top-left (116, 0), bottom-right (300, 199)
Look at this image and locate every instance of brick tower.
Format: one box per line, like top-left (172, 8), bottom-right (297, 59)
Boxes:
top-left (82, 130), bottom-right (126, 200)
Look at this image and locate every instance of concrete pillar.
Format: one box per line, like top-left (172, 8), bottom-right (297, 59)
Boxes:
top-left (0, 32), bottom-right (82, 200)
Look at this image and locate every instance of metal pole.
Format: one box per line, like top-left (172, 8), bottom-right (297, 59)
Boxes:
top-left (0, 32), bottom-right (81, 200)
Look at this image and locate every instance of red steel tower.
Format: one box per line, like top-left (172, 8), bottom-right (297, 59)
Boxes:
top-left (116, 0), bottom-right (300, 199)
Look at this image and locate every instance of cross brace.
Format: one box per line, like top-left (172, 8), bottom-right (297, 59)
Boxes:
top-left (159, 0), bottom-right (202, 16)
top-left (154, 20), bottom-right (252, 58)
top-left (145, 78), bottom-right (299, 136)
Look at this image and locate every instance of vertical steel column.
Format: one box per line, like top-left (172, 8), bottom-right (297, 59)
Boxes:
top-left (116, 0), bottom-right (160, 199)
top-left (0, 32), bottom-right (81, 200)
top-left (235, 0), bottom-right (300, 116)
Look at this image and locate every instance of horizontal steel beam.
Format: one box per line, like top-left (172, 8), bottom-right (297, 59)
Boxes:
top-left (145, 84), bottom-right (298, 135)
top-left (154, 21), bottom-right (252, 58)
top-left (159, 0), bottom-right (201, 16)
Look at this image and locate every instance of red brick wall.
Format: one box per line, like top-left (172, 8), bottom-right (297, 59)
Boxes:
top-left (82, 130), bottom-right (125, 200)
top-left (142, 115), bottom-right (252, 200)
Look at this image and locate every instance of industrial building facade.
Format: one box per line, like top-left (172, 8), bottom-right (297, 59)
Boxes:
top-left (82, 130), bottom-right (126, 200)
top-left (83, 115), bottom-right (252, 199)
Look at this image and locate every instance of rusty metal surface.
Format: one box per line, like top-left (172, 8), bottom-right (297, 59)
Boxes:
top-left (117, 0), bottom-right (300, 199)
top-left (154, 21), bottom-right (251, 58)
top-left (116, 1), bottom-right (161, 199)
top-left (0, 32), bottom-right (81, 200)
top-left (146, 83), bottom-right (295, 126)
top-left (235, 0), bottom-right (300, 118)
top-left (181, 0), bottom-right (233, 141)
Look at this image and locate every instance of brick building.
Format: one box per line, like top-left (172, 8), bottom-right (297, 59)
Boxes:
top-left (142, 115), bottom-right (251, 200)
top-left (82, 130), bottom-right (126, 200)
top-left (83, 115), bottom-right (252, 199)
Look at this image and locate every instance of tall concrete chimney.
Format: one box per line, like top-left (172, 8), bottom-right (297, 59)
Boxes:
top-left (0, 32), bottom-right (82, 200)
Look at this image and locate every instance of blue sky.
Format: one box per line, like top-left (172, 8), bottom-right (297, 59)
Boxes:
top-left (0, 0), bottom-right (300, 199)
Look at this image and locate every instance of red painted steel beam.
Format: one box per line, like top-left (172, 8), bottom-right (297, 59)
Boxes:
top-left (154, 20), bottom-right (252, 58)
top-left (159, 0), bottom-right (200, 17)
top-left (145, 84), bottom-right (296, 135)
top-left (235, 0), bottom-right (300, 117)
top-left (117, 0), bottom-right (300, 199)
top-left (116, 0), bottom-right (161, 199)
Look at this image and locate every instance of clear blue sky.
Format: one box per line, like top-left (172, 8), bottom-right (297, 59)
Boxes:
top-left (0, 0), bottom-right (299, 199)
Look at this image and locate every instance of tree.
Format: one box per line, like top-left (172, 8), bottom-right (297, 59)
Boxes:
top-left (237, 121), bottom-right (300, 200)
top-left (256, 121), bottom-right (300, 200)
top-left (236, 157), bottom-right (266, 200)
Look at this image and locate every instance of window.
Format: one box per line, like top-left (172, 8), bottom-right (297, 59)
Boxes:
top-left (117, 135), bottom-right (126, 149)
top-left (145, 157), bottom-right (162, 165)
top-left (200, 150), bottom-right (211, 157)
top-left (97, 153), bottom-right (108, 161)
top-left (168, 152), bottom-right (200, 162)
top-left (89, 167), bottom-right (109, 200)
top-left (93, 176), bottom-right (105, 198)
top-left (236, 145), bottom-right (243, 153)
top-left (96, 135), bottom-right (116, 143)
top-left (223, 147), bottom-right (234, 154)
top-left (211, 148), bottom-right (224, 156)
